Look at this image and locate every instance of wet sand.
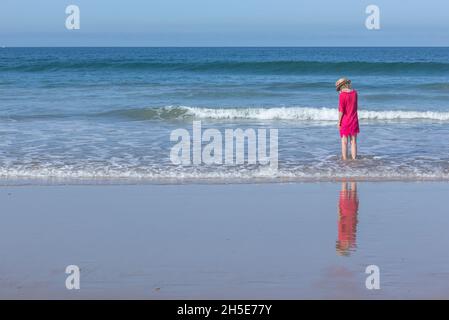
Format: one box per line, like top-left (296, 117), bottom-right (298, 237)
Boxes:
top-left (1, 182), bottom-right (449, 299)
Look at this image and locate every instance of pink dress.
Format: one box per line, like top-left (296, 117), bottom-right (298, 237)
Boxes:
top-left (339, 90), bottom-right (360, 137)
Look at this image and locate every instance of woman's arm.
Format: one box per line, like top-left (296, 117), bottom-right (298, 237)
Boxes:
top-left (338, 93), bottom-right (345, 128)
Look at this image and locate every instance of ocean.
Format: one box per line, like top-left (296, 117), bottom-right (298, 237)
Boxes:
top-left (1, 47), bottom-right (449, 184)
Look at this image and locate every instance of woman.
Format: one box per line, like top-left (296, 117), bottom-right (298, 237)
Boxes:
top-left (336, 78), bottom-right (359, 160)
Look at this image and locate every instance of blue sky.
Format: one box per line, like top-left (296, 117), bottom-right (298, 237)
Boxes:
top-left (0, 0), bottom-right (448, 46)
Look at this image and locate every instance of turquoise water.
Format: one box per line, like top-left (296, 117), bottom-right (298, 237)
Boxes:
top-left (1, 47), bottom-right (449, 183)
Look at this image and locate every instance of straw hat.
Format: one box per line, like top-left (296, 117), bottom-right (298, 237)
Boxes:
top-left (335, 78), bottom-right (351, 92)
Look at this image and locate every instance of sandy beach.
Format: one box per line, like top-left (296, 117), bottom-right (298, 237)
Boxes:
top-left (1, 182), bottom-right (448, 299)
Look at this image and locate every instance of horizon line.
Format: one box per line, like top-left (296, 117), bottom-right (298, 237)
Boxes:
top-left (2, 45), bottom-right (449, 48)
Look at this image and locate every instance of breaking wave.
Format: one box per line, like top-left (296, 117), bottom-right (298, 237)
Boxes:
top-left (105, 106), bottom-right (449, 122)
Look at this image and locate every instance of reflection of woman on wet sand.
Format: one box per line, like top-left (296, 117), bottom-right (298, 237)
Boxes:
top-left (336, 181), bottom-right (359, 256)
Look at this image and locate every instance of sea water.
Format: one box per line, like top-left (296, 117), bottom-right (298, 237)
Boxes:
top-left (1, 47), bottom-right (449, 184)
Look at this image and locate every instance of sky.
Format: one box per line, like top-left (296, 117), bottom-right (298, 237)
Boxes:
top-left (0, 0), bottom-right (448, 46)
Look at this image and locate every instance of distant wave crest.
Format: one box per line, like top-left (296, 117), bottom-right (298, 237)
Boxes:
top-left (3, 60), bottom-right (449, 75)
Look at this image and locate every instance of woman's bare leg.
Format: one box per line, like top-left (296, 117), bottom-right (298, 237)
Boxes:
top-left (350, 135), bottom-right (357, 160)
top-left (350, 181), bottom-right (357, 192)
top-left (341, 136), bottom-right (348, 160)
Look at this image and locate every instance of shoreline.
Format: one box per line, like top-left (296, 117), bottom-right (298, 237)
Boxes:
top-left (2, 176), bottom-right (449, 187)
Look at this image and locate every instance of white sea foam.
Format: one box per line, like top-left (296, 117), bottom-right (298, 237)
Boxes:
top-left (1, 166), bottom-right (449, 184)
top-left (177, 106), bottom-right (449, 121)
